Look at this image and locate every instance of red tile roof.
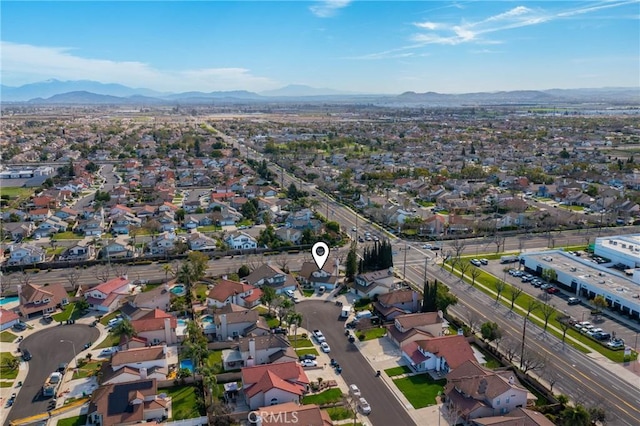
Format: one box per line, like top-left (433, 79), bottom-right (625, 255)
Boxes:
top-left (207, 279), bottom-right (256, 303)
top-left (93, 276), bottom-right (130, 295)
top-left (416, 335), bottom-right (476, 369)
top-left (241, 361), bottom-right (309, 397)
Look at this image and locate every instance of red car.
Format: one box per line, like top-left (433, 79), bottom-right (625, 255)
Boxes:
top-left (546, 287), bottom-right (559, 294)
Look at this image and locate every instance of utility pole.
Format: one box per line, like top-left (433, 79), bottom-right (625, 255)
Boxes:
top-left (520, 314), bottom-right (528, 369)
top-left (403, 240), bottom-right (408, 283)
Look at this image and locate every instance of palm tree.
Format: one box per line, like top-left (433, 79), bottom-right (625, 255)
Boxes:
top-left (161, 263), bottom-right (174, 284)
top-left (112, 318), bottom-right (136, 349)
top-left (200, 364), bottom-right (219, 408)
top-left (276, 298), bottom-right (294, 327)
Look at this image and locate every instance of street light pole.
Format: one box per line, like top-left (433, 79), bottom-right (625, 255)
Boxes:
top-left (60, 339), bottom-right (77, 376)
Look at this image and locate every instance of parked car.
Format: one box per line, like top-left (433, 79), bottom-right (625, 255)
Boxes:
top-left (22, 349), bottom-right (32, 361)
top-left (422, 244), bottom-right (433, 249)
top-left (299, 354), bottom-right (317, 361)
top-left (357, 398), bottom-right (372, 415)
top-left (546, 287), bottom-right (559, 294)
top-left (12, 322), bottom-right (27, 331)
top-left (320, 342), bottom-right (331, 353)
top-left (607, 339), bottom-right (625, 349)
top-left (100, 347), bottom-right (118, 356)
top-left (479, 258), bottom-right (489, 265)
top-left (567, 297), bottom-right (580, 305)
top-left (349, 384), bottom-right (361, 398)
top-left (470, 259), bottom-right (482, 267)
top-left (285, 289), bottom-right (295, 298)
top-left (300, 359), bottom-right (318, 367)
top-left (312, 330), bottom-right (326, 343)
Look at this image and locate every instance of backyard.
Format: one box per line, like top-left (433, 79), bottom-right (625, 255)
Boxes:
top-left (393, 374), bottom-right (446, 409)
top-left (164, 385), bottom-right (204, 420)
top-left (301, 388), bottom-right (343, 405)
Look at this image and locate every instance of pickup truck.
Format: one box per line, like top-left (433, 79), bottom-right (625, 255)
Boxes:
top-left (312, 330), bottom-right (326, 343)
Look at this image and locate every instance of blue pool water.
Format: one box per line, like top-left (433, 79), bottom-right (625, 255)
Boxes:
top-left (179, 359), bottom-right (194, 373)
top-left (0, 297), bottom-right (19, 306)
top-left (201, 315), bottom-right (214, 324)
top-left (177, 319), bottom-right (187, 326)
top-left (170, 285), bottom-right (186, 295)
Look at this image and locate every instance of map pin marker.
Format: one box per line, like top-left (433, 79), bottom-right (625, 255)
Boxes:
top-left (312, 242), bottom-right (330, 270)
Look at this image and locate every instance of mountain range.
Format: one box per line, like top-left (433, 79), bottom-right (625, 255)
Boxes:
top-left (1, 79), bottom-right (638, 106)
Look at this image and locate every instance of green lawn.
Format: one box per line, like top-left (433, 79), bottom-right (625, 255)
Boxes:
top-left (356, 327), bottom-right (387, 341)
top-left (165, 385), bottom-right (204, 420)
top-left (0, 381), bottom-right (14, 388)
top-left (0, 331), bottom-right (17, 343)
top-left (96, 333), bottom-right (121, 349)
top-left (74, 361), bottom-right (104, 379)
top-left (194, 283), bottom-right (209, 299)
top-left (52, 232), bottom-right (82, 240)
top-left (301, 388), bottom-right (343, 405)
top-left (302, 289), bottom-right (315, 297)
top-left (207, 350), bottom-right (223, 365)
top-left (0, 187), bottom-right (32, 198)
top-left (197, 225), bottom-right (222, 232)
top-left (295, 348), bottom-right (319, 357)
top-left (288, 337), bottom-right (314, 349)
top-left (560, 205), bottom-right (584, 211)
top-left (0, 353), bottom-right (19, 380)
top-left (99, 311), bottom-right (120, 326)
top-left (326, 406), bottom-right (354, 421)
top-left (53, 302), bottom-right (85, 322)
top-left (393, 374), bottom-right (446, 409)
top-left (384, 365), bottom-right (413, 377)
top-left (57, 415), bottom-right (87, 426)
top-left (263, 314), bottom-right (279, 329)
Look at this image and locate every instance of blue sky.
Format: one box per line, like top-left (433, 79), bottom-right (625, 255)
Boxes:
top-left (2, 1), bottom-right (639, 94)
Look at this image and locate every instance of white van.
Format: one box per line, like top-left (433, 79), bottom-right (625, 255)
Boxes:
top-left (355, 310), bottom-right (373, 320)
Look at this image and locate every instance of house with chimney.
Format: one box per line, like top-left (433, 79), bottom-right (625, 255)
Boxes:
top-left (84, 276), bottom-right (131, 313)
top-left (401, 334), bottom-right (476, 373)
top-left (386, 312), bottom-right (445, 347)
top-left (241, 361), bottom-right (310, 410)
top-left (87, 379), bottom-right (169, 426)
top-left (7, 243), bottom-right (46, 265)
top-left (254, 402), bottom-right (334, 426)
top-left (222, 335), bottom-right (296, 371)
top-left (243, 263), bottom-right (298, 295)
top-left (350, 269), bottom-right (398, 298)
top-left (128, 284), bottom-right (171, 312)
top-left (215, 307), bottom-right (270, 340)
top-left (18, 282), bottom-right (69, 318)
top-left (298, 261), bottom-right (341, 290)
top-left (206, 279), bottom-right (262, 309)
top-left (110, 345), bottom-right (177, 373)
top-left (131, 309), bottom-right (177, 345)
top-left (469, 407), bottom-right (554, 426)
top-left (444, 360), bottom-right (533, 423)
top-left (373, 289), bottom-right (421, 321)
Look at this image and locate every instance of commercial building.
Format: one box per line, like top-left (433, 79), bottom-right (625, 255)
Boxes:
top-left (520, 249), bottom-right (640, 320)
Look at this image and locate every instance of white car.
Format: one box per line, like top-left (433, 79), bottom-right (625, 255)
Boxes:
top-left (100, 347), bottom-right (117, 356)
top-left (312, 330), bottom-right (326, 343)
top-left (357, 398), bottom-right (371, 415)
top-left (349, 384), bottom-right (361, 398)
top-left (320, 342), bottom-right (331, 353)
top-left (422, 244), bottom-right (433, 249)
top-left (300, 359), bottom-right (318, 367)
top-left (285, 289), bottom-right (295, 298)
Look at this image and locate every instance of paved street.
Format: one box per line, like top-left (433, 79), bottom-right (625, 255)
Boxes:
top-left (296, 300), bottom-right (417, 426)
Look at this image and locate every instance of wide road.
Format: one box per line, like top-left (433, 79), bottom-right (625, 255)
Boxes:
top-left (6, 324), bottom-right (100, 425)
top-left (296, 300), bottom-right (416, 426)
top-left (402, 261), bottom-right (640, 426)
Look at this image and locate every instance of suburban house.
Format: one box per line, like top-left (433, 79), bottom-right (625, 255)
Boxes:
top-left (402, 335), bottom-right (476, 374)
top-left (374, 290), bottom-right (421, 321)
top-left (78, 218), bottom-right (104, 237)
top-left (244, 263), bottom-right (298, 295)
top-left (444, 360), bottom-right (532, 423)
top-left (222, 335), bottom-right (297, 371)
top-left (128, 284), bottom-right (171, 312)
top-left (255, 402), bottom-right (333, 426)
top-left (8, 243), bottom-right (46, 265)
top-left (99, 363), bottom-right (169, 386)
top-left (147, 231), bottom-right (177, 255)
top-left (110, 345), bottom-right (177, 373)
top-left (59, 242), bottom-right (95, 261)
top-left (84, 276), bottom-right (131, 312)
top-left (131, 309), bottom-right (178, 345)
top-left (386, 312), bottom-right (446, 347)
top-left (215, 307), bottom-right (270, 340)
top-left (0, 308), bottom-right (20, 331)
top-left (2, 222), bottom-right (34, 241)
top-left (87, 379), bottom-right (169, 426)
top-left (351, 269), bottom-right (397, 298)
top-left (18, 282), bottom-right (69, 318)
top-left (241, 361), bottom-right (310, 410)
top-left (469, 407), bottom-right (554, 426)
top-left (187, 231), bottom-right (217, 251)
top-left (225, 231), bottom-right (258, 250)
top-left (275, 227), bottom-right (303, 244)
top-left (206, 279), bottom-right (262, 309)
top-left (298, 261), bottom-right (341, 290)
top-left (29, 208), bottom-right (52, 222)
top-left (100, 241), bottom-right (132, 259)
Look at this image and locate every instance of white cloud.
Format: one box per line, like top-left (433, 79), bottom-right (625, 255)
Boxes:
top-left (309, 0), bottom-right (352, 18)
top-left (0, 41), bottom-right (278, 92)
top-left (410, 1), bottom-right (638, 46)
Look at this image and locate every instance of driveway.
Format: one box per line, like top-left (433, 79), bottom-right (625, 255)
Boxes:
top-left (5, 324), bottom-right (100, 425)
top-left (296, 300), bottom-right (416, 426)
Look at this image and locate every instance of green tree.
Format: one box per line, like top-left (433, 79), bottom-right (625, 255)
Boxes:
top-left (260, 285), bottom-right (277, 315)
top-left (480, 321), bottom-right (501, 342)
top-left (422, 280), bottom-right (438, 313)
top-left (175, 208), bottom-right (186, 223)
top-left (325, 221), bottom-right (340, 233)
top-left (541, 268), bottom-right (557, 283)
top-left (345, 242), bottom-right (358, 282)
top-left (238, 264), bottom-right (251, 278)
top-left (112, 318), bottom-right (136, 349)
top-left (436, 283), bottom-right (457, 315)
top-left (276, 297), bottom-right (294, 327)
top-left (495, 279), bottom-right (506, 302)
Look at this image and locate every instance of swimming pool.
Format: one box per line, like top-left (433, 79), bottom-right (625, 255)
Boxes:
top-left (170, 284), bottom-right (186, 296)
top-left (0, 296), bottom-right (19, 306)
top-left (177, 319), bottom-right (187, 327)
top-left (179, 359), bottom-right (194, 374)
top-left (201, 315), bottom-right (214, 324)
